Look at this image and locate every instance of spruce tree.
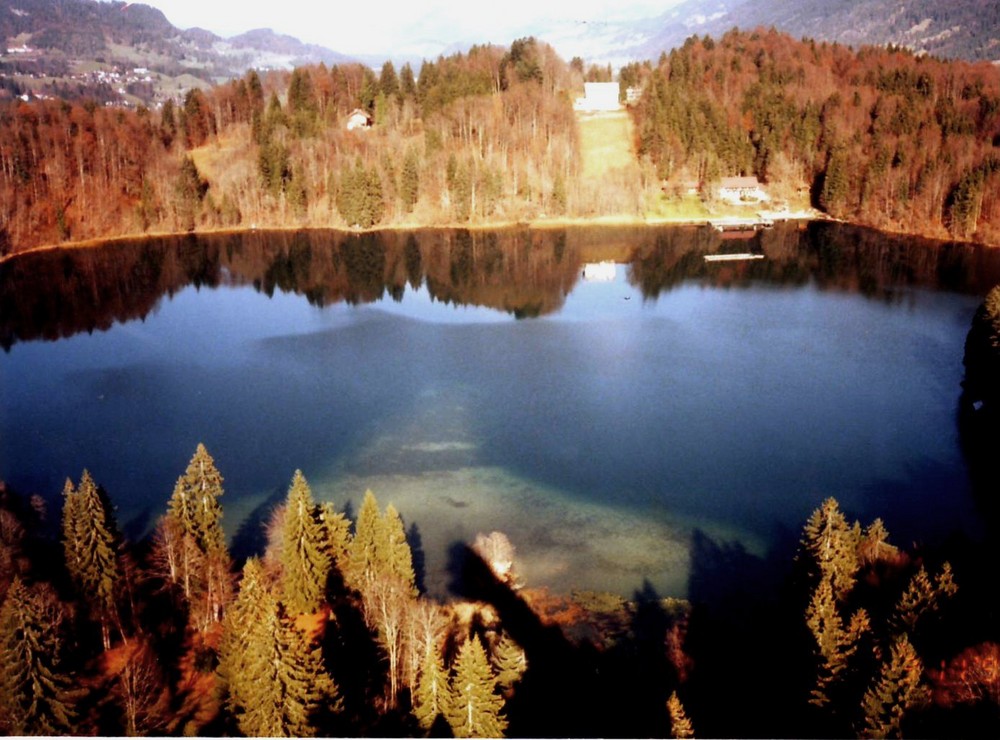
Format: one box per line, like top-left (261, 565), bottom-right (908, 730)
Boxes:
top-left (318, 502), bottom-right (351, 575)
top-left (805, 576), bottom-right (870, 707)
top-left (381, 504), bottom-right (417, 597)
top-left (218, 558), bottom-right (272, 717)
top-left (62, 470), bottom-right (121, 649)
top-left (666, 691), bottom-right (695, 739)
top-left (491, 631), bottom-right (527, 692)
top-left (221, 564), bottom-right (339, 737)
top-left (801, 497), bottom-right (860, 601)
top-left (347, 489), bottom-right (386, 590)
top-left (0, 578), bottom-right (75, 735)
top-left (280, 470), bottom-right (331, 614)
top-left (163, 444), bottom-right (231, 626)
top-left (446, 635), bottom-right (507, 738)
top-left (275, 611), bottom-right (340, 737)
top-left (860, 634), bottom-right (929, 738)
top-left (413, 642), bottom-right (451, 731)
top-left (892, 563), bottom-right (958, 634)
top-left (401, 148), bottom-right (420, 213)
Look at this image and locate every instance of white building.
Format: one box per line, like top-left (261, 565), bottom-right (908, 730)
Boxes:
top-left (717, 176), bottom-right (769, 205)
top-left (345, 108), bottom-right (372, 131)
top-left (574, 82), bottom-right (621, 112)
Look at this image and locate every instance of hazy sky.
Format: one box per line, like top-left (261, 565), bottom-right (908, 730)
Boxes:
top-left (130, 1), bottom-right (684, 55)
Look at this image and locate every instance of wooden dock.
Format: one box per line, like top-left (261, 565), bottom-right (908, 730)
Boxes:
top-left (704, 253), bottom-right (766, 262)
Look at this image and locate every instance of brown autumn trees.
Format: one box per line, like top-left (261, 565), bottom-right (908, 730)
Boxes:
top-left (630, 28), bottom-right (1000, 242)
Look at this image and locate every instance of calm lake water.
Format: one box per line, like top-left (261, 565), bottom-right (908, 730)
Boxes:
top-left (2, 223), bottom-right (999, 597)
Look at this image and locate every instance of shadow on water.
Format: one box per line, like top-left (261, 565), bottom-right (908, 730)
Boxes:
top-left (406, 522), bottom-right (427, 595)
top-left (230, 484), bottom-right (285, 563)
top-left (683, 527), bottom-right (813, 738)
top-left (446, 543), bottom-right (699, 737)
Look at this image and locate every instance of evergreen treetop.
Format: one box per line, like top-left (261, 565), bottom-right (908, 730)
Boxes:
top-left (446, 634), bottom-right (507, 738)
top-left (279, 470), bottom-right (331, 614)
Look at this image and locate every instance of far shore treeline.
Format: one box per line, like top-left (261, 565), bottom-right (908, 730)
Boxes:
top-left (2, 29), bottom-right (1000, 257)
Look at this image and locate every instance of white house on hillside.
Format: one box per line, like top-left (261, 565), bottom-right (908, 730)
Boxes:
top-left (346, 108), bottom-right (372, 131)
top-left (574, 82), bottom-right (621, 112)
top-left (717, 176), bottom-right (769, 205)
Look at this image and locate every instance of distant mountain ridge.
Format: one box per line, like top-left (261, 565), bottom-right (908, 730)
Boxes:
top-left (0, 0), bottom-right (355, 82)
top-left (632, 0), bottom-right (1000, 63)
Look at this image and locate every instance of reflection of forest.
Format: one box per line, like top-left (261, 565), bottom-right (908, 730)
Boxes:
top-left (0, 228), bottom-right (584, 349)
top-left (628, 221), bottom-right (1000, 300)
top-left (4, 223), bottom-right (1000, 350)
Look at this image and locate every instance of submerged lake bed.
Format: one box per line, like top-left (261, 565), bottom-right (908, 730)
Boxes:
top-left (2, 222), bottom-right (999, 599)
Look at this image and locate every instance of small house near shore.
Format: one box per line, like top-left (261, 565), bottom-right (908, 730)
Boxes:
top-left (717, 176), bottom-right (769, 205)
top-left (346, 108), bottom-right (372, 131)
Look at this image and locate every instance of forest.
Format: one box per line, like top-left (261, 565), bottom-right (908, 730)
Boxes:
top-left (3, 30), bottom-right (1000, 258)
top-left (1, 425), bottom-right (999, 737)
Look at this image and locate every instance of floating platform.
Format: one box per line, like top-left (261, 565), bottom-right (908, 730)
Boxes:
top-left (709, 217), bottom-right (774, 232)
top-left (704, 253), bottom-right (766, 262)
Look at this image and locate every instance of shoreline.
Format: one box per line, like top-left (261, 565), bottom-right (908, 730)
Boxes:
top-left (1, 209), bottom-right (994, 267)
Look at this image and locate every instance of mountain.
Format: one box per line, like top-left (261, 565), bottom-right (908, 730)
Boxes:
top-left (0, 0), bottom-right (355, 94)
top-left (631, 0), bottom-right (1000, 63)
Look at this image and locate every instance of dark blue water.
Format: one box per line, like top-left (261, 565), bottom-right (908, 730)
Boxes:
top-left (2, 224), bottom-right (997, 596)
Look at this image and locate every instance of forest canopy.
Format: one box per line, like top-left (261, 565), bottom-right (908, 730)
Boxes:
top-left (3, 30), bottom-right (1000, 257)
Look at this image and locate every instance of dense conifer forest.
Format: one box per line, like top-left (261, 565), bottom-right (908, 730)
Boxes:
top-left (2, 390), bottom-right (1000, 738)
top-left (2, 30), bottom-right (1000, 257)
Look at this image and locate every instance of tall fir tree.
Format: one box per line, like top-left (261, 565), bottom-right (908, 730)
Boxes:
top-left (347, 489), bottom-right (386, 591)
top-left (892, 563), bottom-right (958, 634)
top-left (280, 470), bottom-right (331, 614)
top-left (218, 558), bottom-right (272, 719)
top-left (61, 470), bottom-right (121, 649)
top-left (381, 503), bottom-right (417, 597)
top-left (805, 576), bottom-right (870, 707)
top-left (401, 148), bottom-right (420, 213)
top-left (220, 563), bottom-right (340, 737)
top-left (491, 631), bottom-right (527, 692)
top-left (801, 497), bottom-right (860, 601)
top-left (446, 635), bottom-right (507, 738)
top-left (162, 443), bottom-right (231, 627)
top-left (318, 502), bottom-right (352, 576)
top-left (860, 634), bottom-right (929, 738)
top-left (413, 642), bottom-right (451, 732)
top-left (0, 578), bottom-right (75, 735)
top-left (666, 691), bottom-right (695, 739)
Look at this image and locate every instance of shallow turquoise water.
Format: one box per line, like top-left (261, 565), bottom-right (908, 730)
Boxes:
top-left (1, 224), bottom-right (996, 597)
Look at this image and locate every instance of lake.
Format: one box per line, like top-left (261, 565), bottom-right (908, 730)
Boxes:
top-left (2, 222), bottom-right (999, 598)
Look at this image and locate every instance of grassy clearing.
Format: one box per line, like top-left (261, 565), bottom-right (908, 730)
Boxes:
top-left (576, 111), bottom-right (639, 180)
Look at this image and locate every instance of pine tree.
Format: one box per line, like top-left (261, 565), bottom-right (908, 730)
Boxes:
top-left (221, 564), bottom-right (340, 737)
top-left (805, 576), bottom-right (870, 707)
top-left (347, 489), bottom-right (386, 591)
top-left (860, 634), bottom-right (929, 738)
top-left (381, 504), bottom-right (417, 597)
top-left (401, 148), bottom-right (420, 213)
top-left (892, 563), bottom-right (958, 634)
top-left (280, 470), bottom-right (331, 614)
top-left (62, 470), bottom-right (121, 649)
top-left (801, 497), bottom-right (860, 601)
top-left (0, 578), bottom-right (75, 735)
top-left (446, 635), bottom-right (507, 738)
top-left (162, 444), bottom-right (231, 627)
top-left (275, 611), bottom-right (340, 737)
top-left (491, 631), bottom-right (527, 692)
top-left (318, 502), bottom-right (351, 575)
top-left (666, 691), bottom-right (695, 739)
top-left (413, 642), bottom-right (451, 731)
top-left (218, 558), bottom-right (272, 715)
